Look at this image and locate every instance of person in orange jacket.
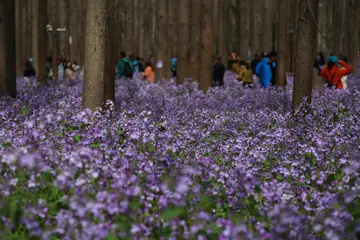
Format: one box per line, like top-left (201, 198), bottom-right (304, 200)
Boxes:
top-left (319, 56), bottom-right (352, 89)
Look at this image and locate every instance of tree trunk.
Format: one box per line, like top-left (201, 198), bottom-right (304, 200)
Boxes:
top-left (51, 0), bottom-right (58, 81)
top-left (15, 0), bottom-right (21, 76)
top-left (262, 0), bottom-right (273, 53)
top-left (219, 0), bottom-right (228, 65)
top-left (332, 0), bottom-right (342, 55)
top-left (58, 0), bottom-right (67, 57)
top-left (132, 0), bottom-right (139, 55)
top-left (143, 0), bottom-right (151, 57)
top-left (276, 0), bottom-right (287, 86)
top-left (352, 3), bottom-right (360, 76)
top-left (125, 0), bottom-right (133, 54)
top-left (79, 0), bottom-right (87, 66)
top-left (34, 0), bottom-right (47, 83)
top-left (155, 0), bottom-right (170, 80)
top-left (199, 0), bottom-right (213, 91)
top-left (169, 0), bottom-right (178, 56)
top-left (176, 0), bottom-right (190, 84)
top-left (316, 0), bottom-right (327, 54)
top-left (66, 0), bottom-right (71, 60)
top-left (138, 0), bottom-right (145, 58)
top-left (20, 0), bottom-right (27, 65)
top-left (213, 0), bottom-right (218, 56)
top-left (289, 0), bottom-right (299, 72)
top-left (104, 0), bottom-right (116, 103)
top-left (292, 0), bottom-right (318, 112)
top-left (251, 0), bottom-right (263, 57)
top-left (0, 1), bottom-right (17, 97)
top-left (239, 0), bottom-right (250, 59)
top-left (83, 0), bottom-right (107, 110)
top-left (26, 1), bottom-right (33, 63)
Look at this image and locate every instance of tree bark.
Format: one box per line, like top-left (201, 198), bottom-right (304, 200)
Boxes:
top-left (66, 0), bottom-right (72, 60)
top-left (34, 0), bottom-right (47, 84)
top-left (219, 0), bottom-right (228, 65)
top-left (155, 0), bottom-right (170, 80)
top-left (138, 0), bottom-right (145, 58)
top-left (316, 0), bottom-right (327, 54)
top-left (15, 0), bottom-right (21, 76)
top-left (251, 0), bottom-right (263, 56)
top-left (332, 0), bottom-right (342, 55)
top-left (132, 0), bottom-right (139, 55)
top-left (176, 0), bottom-right (190, 84)
top-left (292, 0), bottom-right (318, 112)
top-left (239, 0), bottom-right (250, 59)
top-left (0, 1), bottom-right (17, 97)
top-left (199, 0), bottom-right (213, 91)
top-left (125, 0), bottom-right (133, 54)
top-left (276, 0), bottom-right (287, 86)
top-left (26, 1), bottom-right (33, 63)
top-left (51, 0), bottom-right (58, 81)
top-left (20, 0), bottom-right (27, 65)
top-left (213, 0), bottom-right (219, 55)
top-left (83, 0), bottom-right (107, 110)
top-left (58, 0), bottom-right (67, 57)
top-left (104, 0), bottom-right (116, 103)
top-left (352, 3), bottom-right (359, 76)
top-left (262, 0), bottom-right (273, 53)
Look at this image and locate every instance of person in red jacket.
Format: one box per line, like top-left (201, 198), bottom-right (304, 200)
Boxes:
top-left (319, 56), bottom-right (352, 89)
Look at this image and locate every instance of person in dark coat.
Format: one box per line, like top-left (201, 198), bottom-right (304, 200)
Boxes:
top-left (212, 56), bottom-right (226, 87)
top-left (23, 61), bottom-right (36, 78)
top-left (268, 51), bottom-right (277, 86)
top-left (251, 54), bottom-right (261, 74)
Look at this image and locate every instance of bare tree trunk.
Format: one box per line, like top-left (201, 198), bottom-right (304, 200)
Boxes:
top-left (51, 0), bottom-right (58, 81)
top-left (79, 0), bottom-right (87, 66)
top-left (169, 0), bottom-right (178, 56)
top-left (143, 0), bottom-right (151, 57)
top-left (138, 0), bottom-right (145, 58)
top-left (0, 1), bottom-right (16, 97)
top-left (155, 0), bottom-right (170, 80)
top-left (289, 0), bottom-right (299, 72)
top-left (20, 0), bottom-right (27, 65)
top-left (332, 0), bottom-right (342, 55)
top-left (292, 0), bottom-right (318, 112)
top-left (104, 0), bottom-right (116, 103)
top-left (15, 0), bottom-right (21, 76)
top-left (316, 0), bottom-right (327, 54)
top-left (151, 0), bottom-right (156, 55)
top-left (251, 0), bottom-right (263, 56)
top-left (276, 0), bottom-right (287, 86)
top-left (352, 3), bottom-right (360, 76)
top-left (199, 0), bottom-right (213, 91)
top-left (187, 0), bottom-right (202, 80)
top-left (239, 0), bottom-right (250, 59)
top-left (125, 0), bottom-right (133, 54)
top-left (132, 0), bottom-right (139, 55)
top-left (176, 0), bottom-right (190, 84)
top-left (26, 1), bottom-right (33, 62)
top-left (59, 0), bottom-right (67, 57)
top-left (33, 0), bottom-right (47, 84)
top-left (230, 0), bottom-right (239, 53)
top-left (219, 0), bottom-right (228, 65)
top-left (213, 0), bottom-right (219, 56)
top-left (262, 0), bottom-right (273, 53)
top-left (83, 0), bottom-right (107, 110)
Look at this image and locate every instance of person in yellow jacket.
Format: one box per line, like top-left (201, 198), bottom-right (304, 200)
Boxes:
top-left (231, 59), bottom-right (241, 79)
top-left (238, 60), bottom-right (253, 88)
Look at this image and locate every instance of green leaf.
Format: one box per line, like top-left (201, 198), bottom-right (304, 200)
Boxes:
top-left (160, 207), bottom-right (186, 221)
top-left (90, 142), bottom-right (100, 148)
top-left (324, 174), bottom-right (336, 184)
top-left (73, 135), bottom-right (81, 143)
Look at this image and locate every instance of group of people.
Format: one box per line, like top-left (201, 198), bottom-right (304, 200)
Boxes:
top-left (23, 56), bottom-right (81, 85)
top-left (116, 52), bottom-right (178, 83)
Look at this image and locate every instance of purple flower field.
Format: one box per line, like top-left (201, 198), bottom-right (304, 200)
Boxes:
top-left (1, 71), bottom-right (360, 239)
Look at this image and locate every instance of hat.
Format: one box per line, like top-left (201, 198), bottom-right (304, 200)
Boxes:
top-left (327, 56), bottom-right (338, 63)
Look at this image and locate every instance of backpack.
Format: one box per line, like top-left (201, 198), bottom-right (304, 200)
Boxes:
top-left (123, 61), bottom-right (133, 78)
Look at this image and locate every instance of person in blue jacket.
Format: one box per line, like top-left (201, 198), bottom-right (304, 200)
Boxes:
top-left (255, 52), bottom-right (272, 88)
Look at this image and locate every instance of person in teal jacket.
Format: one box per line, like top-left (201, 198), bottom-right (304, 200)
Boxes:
top-left (255, 53), bottom-right (272, 88)
top-left (117, 52), bottom-right (134, 78)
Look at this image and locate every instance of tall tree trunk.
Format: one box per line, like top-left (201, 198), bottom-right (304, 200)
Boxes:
top-left (83, 0), bottom-right (107, 110)
top-left (169, 0), bottom-right (178, 56)
top-left (104, 0), bottom-right (116, 103)
top-left (292, 0), bottom-right (318, 112)
top-left (143, 0), bottom-right (151, 57)
top-left (155, 0), bottom-right (170, 80)
top-left (15, 0), bottom-right (21, 76)
top-left (239, 0), bottom-right (250, 59)
top-left (316, 0), bottom-right (327, 54)
top-left (132, 0), bottom-right (139, 55)
top-left (199, 0), bottom-right (213, 91)
top-left (276, 0), bottom-right (287, 86)
top-left (138, 0), bottom-right (145, 58)
top-left (251, 0), bottom-right (263, 57)
top-left (332, 0), bottom-right (342, 55)
top-left (58, 0), bottom-right (67, 57)
top-left (187, 0), bottom-right (202, 80)
top-left (125, 0), bottom-right (133, 54)
top-left (352, 3), bottom-right (360, 76)
top-left (79, 0), bottom-right (87, 66)
top-left (20, 0), bottom-right (27, 65)
top-left (289, 0), bottom-right (299, 72)
top-left (219, 0), bottom-right (228, 65)
top-left (0, 1), bottom-right (16, 97)
top-left (26, 1), bottom-right (33, 62)
top-left (51, 0), bottom-right (58, 81)
top-left (213, 0), bottom-right (218, 56)
top-left (33, 0), bottom-right (47, 84)
top-left (262, 0), bottom-right (273, 53)
top-left (177, 0), bottom-right (190, 84)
